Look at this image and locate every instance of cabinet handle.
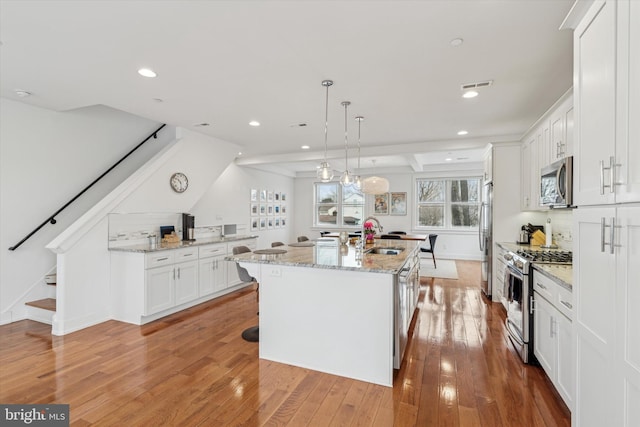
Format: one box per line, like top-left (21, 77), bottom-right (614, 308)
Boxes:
top-left (183, 253), bottom-right (193, 257)
top-left (560, 300), bottom-right (573, 310)
top-left (602, 217), bottom-right (621, 254)
top-left (550, 317), bottom-right (556, 337)
top-left (601, 217), bottom-right (607, 252)
top-left (177, 267), bottom-right (181, 279)
top-left (537, 282), bottom-right (547, 290)
top-left (173, 268), bottom-right (176, 280)
top-left (601, 156), bottom-right (622, 194)
top-left (530, 296), bottom-right (535, 315)
top-left (600, 159), bottom-right (606, 195)
top-left (157, 257), bottom-right (169, 261)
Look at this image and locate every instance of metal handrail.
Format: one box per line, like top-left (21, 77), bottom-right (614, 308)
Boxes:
top-left (8, 124), bottom-right (167, 251)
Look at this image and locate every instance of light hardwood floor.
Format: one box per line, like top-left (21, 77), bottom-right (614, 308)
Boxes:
top-left (0, 260), bottom-right (570, 426)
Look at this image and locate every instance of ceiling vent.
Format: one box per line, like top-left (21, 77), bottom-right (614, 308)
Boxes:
top-left (461, 80), bottom-right (493, 90)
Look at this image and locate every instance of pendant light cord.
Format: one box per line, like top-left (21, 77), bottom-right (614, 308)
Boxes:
top-left (342, 101), bottom-right (350, 171)
top-left (322, 80), bottom-right (332, 162)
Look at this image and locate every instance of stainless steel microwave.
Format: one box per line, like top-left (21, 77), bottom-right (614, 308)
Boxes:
top-left (540, 156), bottom-right (573, 207)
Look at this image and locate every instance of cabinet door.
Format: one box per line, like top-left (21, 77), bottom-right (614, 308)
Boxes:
top-left (539, 121), bottom-right (551, 169)
top-left (615, 0), bottom-right (640, 204)
top-left (574, 205), bottom-right (619, 427)
top-left (175, 261), bottom-right (198, 306)
top-left (556, 312), bottom-right (574, 411)
top-left (617, 206), bottom-right (640, 426)
top-left (199, 256), bottom-right (227, 296)
top-left (145, 265), bottom-right (174, 315)
top-left (534, 292), bottom-right (555, 376)
top-left (574, 0), bottom-right (617, 206)
top-left (550, 112), bottom-right (564, 161)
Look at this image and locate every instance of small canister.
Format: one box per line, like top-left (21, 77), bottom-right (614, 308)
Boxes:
top-left (149, 234), bottom-right (158, 249)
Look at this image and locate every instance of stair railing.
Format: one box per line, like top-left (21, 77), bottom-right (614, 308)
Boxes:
top-left (8, 124), bottom-right (167, 251)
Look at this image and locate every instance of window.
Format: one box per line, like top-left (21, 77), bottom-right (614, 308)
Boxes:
top-left (416, 178), bottom-right (480, 228)
top-left (314, 182), bottom-right (364, 227)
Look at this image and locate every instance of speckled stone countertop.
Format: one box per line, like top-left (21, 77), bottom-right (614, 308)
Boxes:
top-left (109, 235), bottom-right (258, 253)
top-left (496, 242), bottom-right (572, 290)
top-left (226, 239), bottom-right (421, 274)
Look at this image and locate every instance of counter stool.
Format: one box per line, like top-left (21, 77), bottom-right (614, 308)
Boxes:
top-left (420, 234), bottom-right (438, 268)
top-left (232, 245), bottom-right (259, 342)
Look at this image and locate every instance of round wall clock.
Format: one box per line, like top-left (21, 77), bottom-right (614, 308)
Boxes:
top-left (170, 172), bottom-right (189, 193)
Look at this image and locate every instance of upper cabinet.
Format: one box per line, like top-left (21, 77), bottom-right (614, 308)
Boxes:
top-left (521, 90), bottom-right (573, 211)
top-left (574, 0), bottom-right (640, 205)
top-left (483, 145), bottom-right (493, 184)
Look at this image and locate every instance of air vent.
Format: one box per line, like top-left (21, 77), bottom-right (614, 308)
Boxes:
top-left (461, 80), bottom-right (493, 90)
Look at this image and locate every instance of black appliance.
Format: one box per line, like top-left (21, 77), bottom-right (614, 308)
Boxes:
top-left (182, 213), bottom-right (195, 241)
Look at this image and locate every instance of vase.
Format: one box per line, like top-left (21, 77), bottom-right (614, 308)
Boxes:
top-left (366, 233), bottom-right (374, 244)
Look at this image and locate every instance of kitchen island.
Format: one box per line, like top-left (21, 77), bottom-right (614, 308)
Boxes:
top-left (227, 239), bottom-right (421, 386)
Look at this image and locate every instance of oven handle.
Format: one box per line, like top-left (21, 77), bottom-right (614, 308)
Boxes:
top-left (505, 318), bottom-right (525, 346)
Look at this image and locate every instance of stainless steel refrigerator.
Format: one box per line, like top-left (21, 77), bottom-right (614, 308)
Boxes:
top-left (479, 181), bottom-right (493, 297)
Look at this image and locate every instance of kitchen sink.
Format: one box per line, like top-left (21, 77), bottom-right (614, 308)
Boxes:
top-left (365, 247), bottom-right (405, 255)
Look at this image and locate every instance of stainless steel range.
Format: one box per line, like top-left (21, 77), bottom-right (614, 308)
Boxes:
top-left (502, 248), bottom-right (573, 364)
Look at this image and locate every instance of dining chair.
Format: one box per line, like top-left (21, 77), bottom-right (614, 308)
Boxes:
top-left (297, 236), bottom-right (309, 242)
top-left (381, 234), bottom-right (402, 239)
top-left (388, 231), bottom-right (407, 235)
top-left (271, 241), bottom-right (284, 247)
top-left (420, 234), bottom-right (438, 268)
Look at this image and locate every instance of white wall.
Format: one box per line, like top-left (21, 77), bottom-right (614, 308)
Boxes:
top-left (0, 99), bottom-right (173, 324)
top-left (191, 163), bottom-right (294, 249)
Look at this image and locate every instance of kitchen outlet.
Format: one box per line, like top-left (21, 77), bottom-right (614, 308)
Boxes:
top-left (269, 268), bottom-right (281, 277)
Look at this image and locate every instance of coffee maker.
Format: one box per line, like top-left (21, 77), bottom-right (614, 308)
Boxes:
top-left (182, 213), bottom-right (195, 241)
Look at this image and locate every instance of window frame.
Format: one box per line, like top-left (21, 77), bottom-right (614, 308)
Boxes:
top-left (415, 176), bottom-right (481, 230)
top-left (313, 182), bottom-right (364, 229)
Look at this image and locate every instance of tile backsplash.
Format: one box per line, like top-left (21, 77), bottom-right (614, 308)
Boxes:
top-left (546, 209), bottom-right (573, 250)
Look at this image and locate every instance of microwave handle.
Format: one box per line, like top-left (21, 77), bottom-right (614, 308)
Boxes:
top-left (556, 163), bottom-right (565, 199)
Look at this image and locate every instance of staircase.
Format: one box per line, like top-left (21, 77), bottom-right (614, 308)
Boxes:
top-left (25, 276), bottom-right (56, 325)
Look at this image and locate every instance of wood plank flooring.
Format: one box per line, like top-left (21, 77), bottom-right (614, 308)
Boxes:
top-left (0, 261), bottom-right (570, 426)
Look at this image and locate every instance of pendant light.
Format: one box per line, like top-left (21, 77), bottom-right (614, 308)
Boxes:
top-left (352, 116), bottom-right (364, 191)
top-left (339, 101), bottom-right (354, 187)
top-left (317, 80), bottom-right (334, 182)
top-left (361, 159), bottom-right (390, 194)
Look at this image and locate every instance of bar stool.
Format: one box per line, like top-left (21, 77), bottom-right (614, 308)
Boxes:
top-left (232, 245), bottom-right (259, 342)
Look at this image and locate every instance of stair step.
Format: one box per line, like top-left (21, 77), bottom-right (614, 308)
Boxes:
top-left (25, 298), bottom-right (56, 312)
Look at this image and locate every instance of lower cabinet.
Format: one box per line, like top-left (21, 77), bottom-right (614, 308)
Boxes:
top-left (112, 237), bottom-right (257, 324)
top-left (533, 270), bottom-right (574, 410)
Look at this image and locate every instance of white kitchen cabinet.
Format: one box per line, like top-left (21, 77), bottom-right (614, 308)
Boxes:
top-left (533, 270), bottom-right (574, 409)
top-left (573, 204), bottom-right (640, 427)
top-left (174, 260), bottom-right (198, 305)
top-left (574, 0), bottom-right (640, 206)
top-left (111, 237), bottom-right (258, 325)
top-left (144, 264), bottom-right (174, 315)
top-left (483, 146), bottom-right (493, 184)
top-left (198, 243), bottom-right (227, 296)
top-left (521, 91), bottom-right (572, 211)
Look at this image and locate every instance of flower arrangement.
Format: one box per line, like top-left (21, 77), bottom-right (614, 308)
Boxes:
top-left (364, 221), bottom-right (376, 243)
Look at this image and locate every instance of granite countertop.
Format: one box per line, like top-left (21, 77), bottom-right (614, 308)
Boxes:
top-left (226, 239), bottom-right (421, 274)
top-left (109, 235), bottom-right (258, 253)
top-left (496, 241), bottom-right (572, 290)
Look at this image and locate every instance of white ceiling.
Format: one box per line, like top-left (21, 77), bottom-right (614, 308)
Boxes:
top-left (0, 0), bottom-right (574, 176)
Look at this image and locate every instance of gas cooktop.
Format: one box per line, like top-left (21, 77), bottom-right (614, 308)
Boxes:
top-left (516, 249), bottom-right (573, 264)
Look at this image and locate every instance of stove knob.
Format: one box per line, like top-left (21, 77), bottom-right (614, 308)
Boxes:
top-left (515, 260), bottom-right (524, 270)
top-left (504, 254), bottom-right (513, 261)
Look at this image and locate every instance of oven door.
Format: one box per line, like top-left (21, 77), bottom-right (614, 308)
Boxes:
top-left (503, 263), bottom-right (531, 362)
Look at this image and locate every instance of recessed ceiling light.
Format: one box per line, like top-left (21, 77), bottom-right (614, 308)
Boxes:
top-left (193, 123), bottom-right (210, 127)
top-left (301, 145), bottom-right (310, 150)
top-left (249, 121), bottom-right (260, 127)
top-left (462, 90), bottom-right (478, 99)
top-left (138, 68), bottom-right (157, 78)
top-left (457, 130), bottom-right (469, 135)
top-left (238, 152), bottom-right (243, 156)
top-left (15, 90), bottom-right (31, 97)
top-left (450, 38), bottom-right (464, 47)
